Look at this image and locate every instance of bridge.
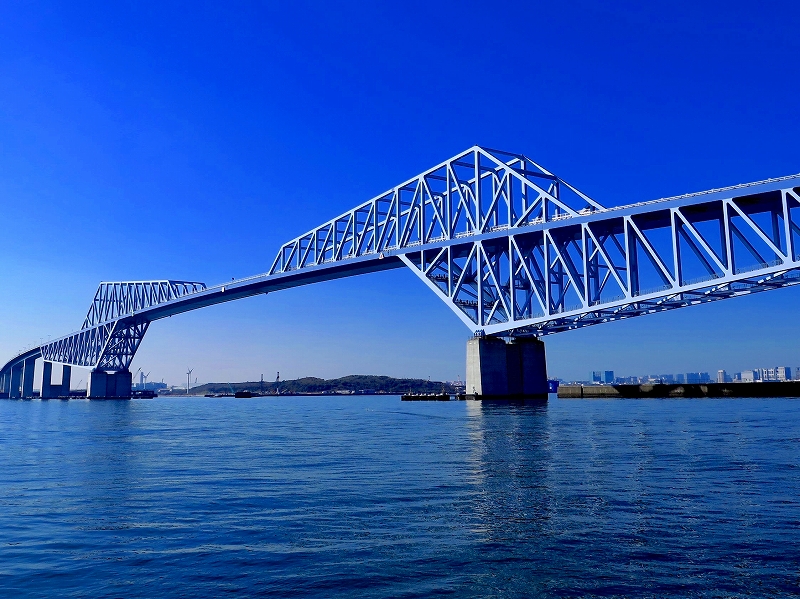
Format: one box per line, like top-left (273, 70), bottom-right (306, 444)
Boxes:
top-left (3, 147), bottom-right (799, 398)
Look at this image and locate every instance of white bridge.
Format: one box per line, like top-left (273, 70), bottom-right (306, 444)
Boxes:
top-left (3, 147), bottom-right (799, 398)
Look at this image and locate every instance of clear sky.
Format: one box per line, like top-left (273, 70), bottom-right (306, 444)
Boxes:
top-left (1, 1), bottom-right (800, 386)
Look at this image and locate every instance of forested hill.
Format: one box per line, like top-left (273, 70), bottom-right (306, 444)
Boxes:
top-left (181, 375), bottom-right (460, 396)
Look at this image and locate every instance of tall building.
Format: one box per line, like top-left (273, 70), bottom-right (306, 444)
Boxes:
top-left (717, 370), bottom-right (727, 383)
top-left (686, 372), bottom-right (700, 384)
top-left (777, 366), bottom-right (792, 381)
top-left (675, 373), bottom-right (685, 384)
top-left (592, 371), bottom-right (602, 383)
top-left (604, 370), bottom-right (614, 384)
top-left (742, 370), bottom-right (757, 383)
top-left (761, 367), bottom-right (777, 381)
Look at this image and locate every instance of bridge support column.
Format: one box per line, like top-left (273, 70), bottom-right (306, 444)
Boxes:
top-left (22, 357), bottom-right (36, 398)
top-left (466, 336), bottom-right (547, 399)
top-left (9, 363), bottom-right (22, 399)
top-left (113, 370), bottom-right (132, 398)
top-left (88, 370), bottom-right (132, 398)
top-left (88, 370), bottom-right (105, 398)
top-left (41, 361), bottom-right (53, 399)
top-left (61, 365), bottom-right (71, 398)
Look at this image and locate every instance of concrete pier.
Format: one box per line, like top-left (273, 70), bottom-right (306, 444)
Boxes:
top-left (466, 336), bottom-right (547, 399)
top-left (9, 363), bottom-right (22, 399)
top-left (88, 370), bottom-right (132, 398)
top-left (41, 363), bottom-right (72, 398)
top-left (61, 365), bottom-right (71, 397)
top-left (41, 361), bottom-right (53, 399)
top-left (22, 356), bottom-right (35, 398)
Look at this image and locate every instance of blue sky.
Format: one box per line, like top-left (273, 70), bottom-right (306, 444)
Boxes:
top-left (1, 1), bottom-right (800, 385)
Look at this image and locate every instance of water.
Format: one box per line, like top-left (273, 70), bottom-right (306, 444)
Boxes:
top-left (1, 395), bottom-right (799, 598)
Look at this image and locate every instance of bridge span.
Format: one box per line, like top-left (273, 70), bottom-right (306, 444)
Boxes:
top-left (3, 147), bottom-right (800, 398)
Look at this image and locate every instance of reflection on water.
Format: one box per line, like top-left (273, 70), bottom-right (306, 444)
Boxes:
top-left (0, 395), bottom-right (799, 598)
top-left (465, 399), bottom-right (553, 547)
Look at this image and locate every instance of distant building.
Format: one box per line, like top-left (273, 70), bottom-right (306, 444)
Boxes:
top-left (699, 372), bottom-right (711, 383)
top-left (742, 370), bottom-right (757, 383)
top-left (733, 372), bottom-right (742, 382)
top-left (133, 381), bottom-right (167, 391)
top-left (604, 371), bottom-right (614, 384)
top-left (592, 371), bottom-right (602, 383)
top-left (675, 373), bottom-right (685, 384)
top-left (686, 372), bottom-right (700, 384)
top-left (661, 374), bottom-right (675, 384)
top-left (717, 370), bottom-right (727, 383)
top-left (777, 366), bottom-right (792, 381)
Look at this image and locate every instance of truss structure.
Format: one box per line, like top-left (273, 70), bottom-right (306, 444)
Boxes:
top-left (39, 281), bottom-right (205, 371)
top-left (41, 317), bottom-right (150, 370)
top-left (271, 146), bottom-right (800, 337)
top-left (3, 147), bottom-right (800, 384)
top-left (401, 185), bottom-right (800, 336)
top-left (269, 147), bottom-right (602, 274)
top-left (82, 281), bottom-right (206, 327)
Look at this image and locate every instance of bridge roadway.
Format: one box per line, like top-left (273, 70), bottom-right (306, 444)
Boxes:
top-left (2, 147), bottom-right (800, 398)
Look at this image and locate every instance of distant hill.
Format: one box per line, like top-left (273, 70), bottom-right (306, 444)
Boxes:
top-left (166, 375), bottom-right (461, 396)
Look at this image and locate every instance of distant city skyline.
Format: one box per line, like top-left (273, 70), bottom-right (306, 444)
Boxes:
top-left (584, 365), bottom-right (798, 386)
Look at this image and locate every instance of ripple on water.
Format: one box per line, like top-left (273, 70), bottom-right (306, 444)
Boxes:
top-left (0, 396), bottom-right (799, 597)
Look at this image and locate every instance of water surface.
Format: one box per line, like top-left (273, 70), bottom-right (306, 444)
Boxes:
top-left (1, 395), bottom-right (799, 597)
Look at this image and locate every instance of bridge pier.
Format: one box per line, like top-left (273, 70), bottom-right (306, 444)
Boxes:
top-left (9, 363), bottom-right (22, 399)
top-left (88, 370), bottom-right (132, 398)
top-left (61, 365), bottom-right (71, 397)
top-left (466, 336), bottom-right (547, 399)
top-left (41, 362), bottom-right (70, 398)
top-left (22, 356), bottom-right (36, 398)
top-left (41, 361), bottom-right (53, 399)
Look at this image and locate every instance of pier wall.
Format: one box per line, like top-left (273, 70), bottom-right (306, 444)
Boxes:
top-left (466, 337), bottom-right (547, 399)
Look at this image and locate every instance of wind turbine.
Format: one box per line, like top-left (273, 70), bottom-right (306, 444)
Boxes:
top-left (186, 368), bottom-right (193, 395)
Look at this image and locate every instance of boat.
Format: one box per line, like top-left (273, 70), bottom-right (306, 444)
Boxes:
top-left (401, 393), bottom-right (451, 401)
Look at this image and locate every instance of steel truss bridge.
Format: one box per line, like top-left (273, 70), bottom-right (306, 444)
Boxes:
top-left (3, 146), bottom-right (800, 396)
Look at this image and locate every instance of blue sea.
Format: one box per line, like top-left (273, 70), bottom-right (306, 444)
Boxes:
top-left (1, 395), bottom-right (799, 598)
